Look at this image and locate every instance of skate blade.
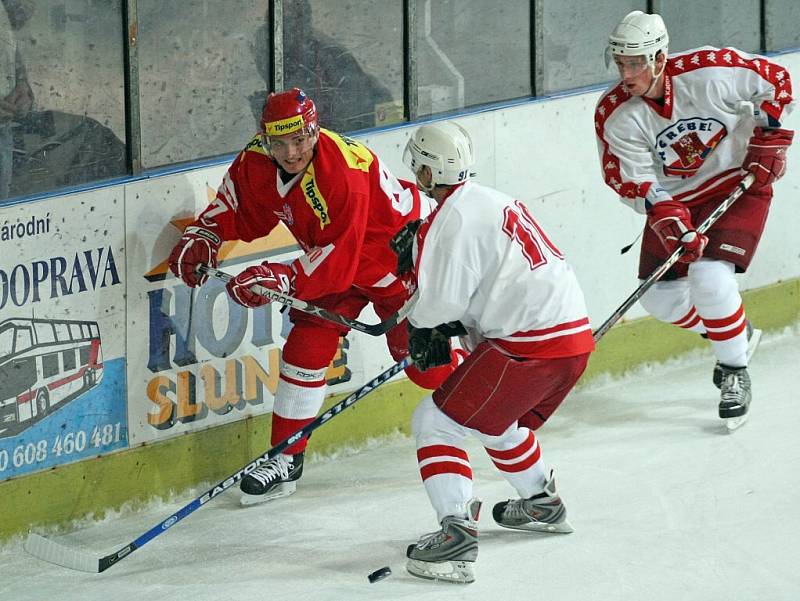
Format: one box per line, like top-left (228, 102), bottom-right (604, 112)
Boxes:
top-left (239, 481), bottom-right (297, 506)
top-left (725, 414), bottom-right (749, 431)
top-left (406, 558), bottom-right (474, 584)
top-left (497, 518), bottom-right (574, 534)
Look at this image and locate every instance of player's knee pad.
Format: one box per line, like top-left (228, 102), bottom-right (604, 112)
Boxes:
top-left (411, 395), bottom-right (436, 438)
top-left (638, 279), bottom-right (692, 323)
top-left (281, 322), bottom-right (340, 369)
top-left (472, 420), bottom-right (529, 450)
top-left (688, 259), bottom-right (737, 305)
top-left (411, 395), bottom-right (465, 442)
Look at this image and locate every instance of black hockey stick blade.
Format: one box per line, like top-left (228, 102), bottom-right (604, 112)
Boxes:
top-left (196, 264), bottom-right (413, 336)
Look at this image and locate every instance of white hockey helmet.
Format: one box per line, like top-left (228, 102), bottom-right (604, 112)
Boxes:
top-left (606, 11), bottom-right (669, 68)
top-left (403, 122), bottom-right (475, 191)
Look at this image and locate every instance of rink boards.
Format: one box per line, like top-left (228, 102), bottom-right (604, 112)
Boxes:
top-left (0, 52), bottom-right (799, 539)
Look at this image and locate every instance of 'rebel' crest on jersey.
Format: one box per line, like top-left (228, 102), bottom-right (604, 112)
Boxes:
top-left (655, 117), bottom-right (727, 177)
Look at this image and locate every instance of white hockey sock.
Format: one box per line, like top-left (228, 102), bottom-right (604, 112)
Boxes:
top-left (477, 424), bottom-right (547, 499)
top-left (412, 396), bottom-right (474, 522)
top-left (273, 358), bottom-right (328, 419)
top-left (639, 279), bottom-right (706, 333)
top-left (689, 260), bottom-right (748, 367)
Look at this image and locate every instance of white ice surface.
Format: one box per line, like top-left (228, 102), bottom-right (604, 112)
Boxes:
top-left (2, 328), bottom-right (799, 601)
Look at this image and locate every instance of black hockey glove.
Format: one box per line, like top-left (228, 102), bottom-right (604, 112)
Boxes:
top-left (434, 321), bottom-right (468, 338)
top-left (408, 325), bottom-right (451, 372)
top-left (408, 322), bottom-right (465, 372)
top-left (390, 219), bottom-right (422, 276)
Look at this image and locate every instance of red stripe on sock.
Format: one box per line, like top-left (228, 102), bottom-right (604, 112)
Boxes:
top-left (672, 307), bottom-right (698, 328)
top-left (491, 444), bottom-right (542, 473)
top-left (681, 314), bottom-right (702, 329)
top-left (278, 373), bottom-right (326, 388)
top-left (485, 430), bottom-right (535, 461)
top-left (417, 444), bottom-right (469, 462)
top-left (705, 319), bottom-right (747, 341)
top-left (702, 305), bottom-right (744, 329)
top-left (420, 461), bottom-right (473, 481)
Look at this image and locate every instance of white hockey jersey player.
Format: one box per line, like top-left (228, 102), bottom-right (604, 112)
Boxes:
top-left (401, 122), bottom-right (593, 585)
top-left (595, 11), bottom-right (795, 431)
top-left (596, 45), bottom-right (793, 213)
top-left (410, 180), bottom-right (594, 358)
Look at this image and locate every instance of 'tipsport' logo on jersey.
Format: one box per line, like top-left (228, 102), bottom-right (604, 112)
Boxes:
top-left (301, 165), bottom-right (330, 230)
top-left (655, 118), bottom-right (727, 178)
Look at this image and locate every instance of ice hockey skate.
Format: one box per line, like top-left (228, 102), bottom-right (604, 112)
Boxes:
top-left (239, 452), bottom-right (304, 506)
top-left (406, 499), bottom-right (481, 584)
top-left (492, 471), bottom-right (574, 533)
top-left (712, 321), bottom-right (762, 389)
top-left (717, 365), bottom-right (752, 431)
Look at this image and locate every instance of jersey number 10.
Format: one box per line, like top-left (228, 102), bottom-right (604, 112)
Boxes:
top-left (501, 200), bottom-right (564, 270)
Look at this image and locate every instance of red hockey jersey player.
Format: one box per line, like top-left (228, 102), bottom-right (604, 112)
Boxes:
top-left (169, 88), bottom-right (454, 504)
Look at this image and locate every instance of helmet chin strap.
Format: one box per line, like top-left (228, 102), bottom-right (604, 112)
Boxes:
top-left (642, 59), bottom-right (667, 98)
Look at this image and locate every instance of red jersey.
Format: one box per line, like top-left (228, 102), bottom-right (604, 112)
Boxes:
top-left (197, 129), bottom-right (421, 300)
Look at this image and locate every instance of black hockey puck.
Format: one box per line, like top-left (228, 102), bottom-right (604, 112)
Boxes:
top-left (367, 566), bottom-right (392, 583)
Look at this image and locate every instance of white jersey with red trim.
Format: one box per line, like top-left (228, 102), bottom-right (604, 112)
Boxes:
top-left (595, 46), bottom-right (794, 213)
top-left (409, 181), bottom-right (595, 359)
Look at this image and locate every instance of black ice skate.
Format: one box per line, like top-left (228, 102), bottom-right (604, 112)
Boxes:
top-left (239, 452), bottom-right (304, 506)
top-left (406, 498), bottom-right (481, 584)
top-left (492, 470), bottom-right (574, 534)
top-left (712, 321), bottom-right (761, 389)
top-left (718, 365), bottom-right (752, 431)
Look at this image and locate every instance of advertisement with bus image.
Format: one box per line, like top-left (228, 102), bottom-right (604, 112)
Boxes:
top-left (0, 315), bottom-right (127, 480)
top-left (0, 317), bottom-right (104, 437)
top-left (0, 191), bottom-right (128, 481)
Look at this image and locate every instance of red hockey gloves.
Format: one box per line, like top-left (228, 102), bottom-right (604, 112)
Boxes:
top-left (647, 201), bottom-right (708, 263)
top-left (168, 225), bottom-right (222, 287)
top-left (743, 127), bottom-right (794, 188)
top-left (226, 262), bottom-right (296, 308)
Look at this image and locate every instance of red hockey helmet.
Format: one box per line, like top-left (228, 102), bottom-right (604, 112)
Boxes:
top-left (261, 88), bottom-right (318, 138)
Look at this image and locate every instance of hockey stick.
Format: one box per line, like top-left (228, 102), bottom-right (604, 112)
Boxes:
top-left (196, 264), bottom-right (412, 336)
top-left (24, 357), bottom-right (412, 573)
top-left (592, 172), bottom-right (756, 342)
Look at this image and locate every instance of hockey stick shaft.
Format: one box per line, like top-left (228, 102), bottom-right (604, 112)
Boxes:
top-left (25, 357), bottom-right (412, 573)
top-left (197, 264), bottom-right (411, 336)
top-left (592, 172), bottom-right (755, 343)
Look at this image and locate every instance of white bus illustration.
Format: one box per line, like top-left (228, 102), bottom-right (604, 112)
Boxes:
top-left (0, 317), bottom-right (103, 438)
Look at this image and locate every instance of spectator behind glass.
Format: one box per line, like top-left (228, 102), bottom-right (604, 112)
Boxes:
top-left (0, 0), bottom-right (33, 198)
top-left (0, 0), bottom-right (126, 201)
top-left (251, 0), bottom-right (395, 133)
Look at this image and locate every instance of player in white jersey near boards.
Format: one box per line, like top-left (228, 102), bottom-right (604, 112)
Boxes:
top-left (595, 11), bottom-right (794, 429)
top-left (394, 122), bottom-right (595, 583)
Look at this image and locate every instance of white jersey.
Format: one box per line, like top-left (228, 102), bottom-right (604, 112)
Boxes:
top-left (409, 181), bottom-right (594, 359)
top-left (595, 46), bottom-right (794, 213)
